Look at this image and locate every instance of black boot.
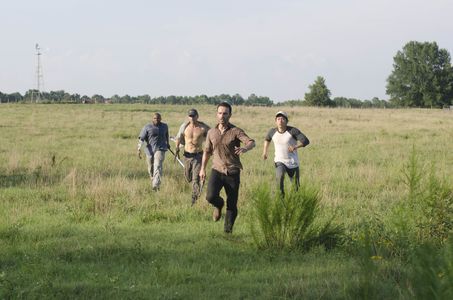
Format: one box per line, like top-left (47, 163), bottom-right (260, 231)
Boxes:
top-left (224, 210), bottom-right (237, 233)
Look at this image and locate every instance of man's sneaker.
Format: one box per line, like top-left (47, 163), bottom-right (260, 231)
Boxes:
top-left (212, 207), bottom-right (222, 222)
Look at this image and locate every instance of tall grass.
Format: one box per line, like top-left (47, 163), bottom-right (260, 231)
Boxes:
top-left (346, 148), bottom-right (453, 299)
top-left (1, 104), bottom-right (452, 298)
top-left (250, 184), bottom-right (343, 251)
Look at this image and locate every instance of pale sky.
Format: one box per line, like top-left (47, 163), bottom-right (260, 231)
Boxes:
top-left (1, 0), bottom-right (452, 102)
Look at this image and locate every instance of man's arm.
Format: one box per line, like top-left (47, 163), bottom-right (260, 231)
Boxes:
top-left (200, 131), bottom-right (213, 181)
top-left (288, 127), bottom-right (309, 152)
top-left (234, 139), bottom-right (255, 155)
top-left (288, 141), bottom-right (305, 153)
top-left (165, 125), bottom-right (170, 150)
top-left (137, 125), bottom-right (147, 159)
top-left (234, 128), bottom-right (255, 155)
top-left (199, 151), bottom-right (211, 182)
top-left (262, 140), bottom-right (270, 160)
top-left (137, 139), bottom-right (143, 159)
top-left (175, 139), bottom-right (181, 155)
top-left (175, 121), bottom-right (189, 154)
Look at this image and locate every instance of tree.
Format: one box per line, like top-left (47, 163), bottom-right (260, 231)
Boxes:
top-left (386, 41), bottom-right (453, 108)
top-left (91, 94), bottom-right (105, 103)
top-left (70, 93), bottom-right (81, 103)
top-left (304, 76), bottom-right (332, 106)
top-left (245, 93), bottom-right (273, 106)
top-left (231, 93), bottom-right (245, 105)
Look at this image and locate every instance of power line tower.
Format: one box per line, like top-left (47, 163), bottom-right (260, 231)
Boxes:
top-left (32, 43), bottom-right (44, 103)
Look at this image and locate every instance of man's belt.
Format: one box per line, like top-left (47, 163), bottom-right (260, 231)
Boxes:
top-left (183, 151), bottom-right (203, 158)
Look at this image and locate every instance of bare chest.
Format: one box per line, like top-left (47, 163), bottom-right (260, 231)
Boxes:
top-left (184, 125), bottom-right (207, 141)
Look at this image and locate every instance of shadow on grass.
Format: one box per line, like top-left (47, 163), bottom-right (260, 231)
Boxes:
top-left (0, 169), bottom-right (150, 188)
top-left (0, 224), bottom-right (364, 299)
top-left (0, 173), bottom-right (28, 188)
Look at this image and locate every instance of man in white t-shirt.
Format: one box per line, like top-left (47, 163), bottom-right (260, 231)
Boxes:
top-left (262, 111), bottom-right (310, 196)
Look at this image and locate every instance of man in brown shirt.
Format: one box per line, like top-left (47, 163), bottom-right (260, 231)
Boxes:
top-left (175, 108), bottom-right (210, 205)
top-left (200, 102), bottom-right (255, 233)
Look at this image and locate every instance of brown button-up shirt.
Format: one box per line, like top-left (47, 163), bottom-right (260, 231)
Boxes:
top-left (204, 123), bottom-right (254, 175)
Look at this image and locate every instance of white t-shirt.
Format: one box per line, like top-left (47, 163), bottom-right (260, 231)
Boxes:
top-left (265, 126), bottom-right (309, 169)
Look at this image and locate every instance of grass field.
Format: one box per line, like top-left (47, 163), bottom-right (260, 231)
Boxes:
top-left (1, 104), bottom-right (452, 299)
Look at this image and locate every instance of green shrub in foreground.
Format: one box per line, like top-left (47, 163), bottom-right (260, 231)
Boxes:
top-left (405, 239), bottom-right (453, 299)
top-left (352, 147), bottom-right (453, 260)
top-left (250, 184), bottom-right (343, 251)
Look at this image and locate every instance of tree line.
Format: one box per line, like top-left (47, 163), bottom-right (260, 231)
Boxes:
top-left (0, 91), bottom-right (273, 106)
top-left (0, 89), bottom-right (393, 108)
top-left (2, 41), bottom-right (452, 108)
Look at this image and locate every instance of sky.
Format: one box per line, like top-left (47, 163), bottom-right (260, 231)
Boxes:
top-left (1, 0), bottom-right (452, 102)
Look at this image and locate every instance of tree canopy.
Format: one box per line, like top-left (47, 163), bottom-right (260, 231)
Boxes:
top-left (386, 41), bottom-right (453, 108)
top-left (304, 76), bottom-right (333, 107)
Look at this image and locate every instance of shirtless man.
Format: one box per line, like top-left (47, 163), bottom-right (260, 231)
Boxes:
top-left (175, 108), bottom-right (210, 205)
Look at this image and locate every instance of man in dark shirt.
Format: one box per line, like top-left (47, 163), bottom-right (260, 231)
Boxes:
top-left (199, 102), bottom-right (255, 233)
top-left (137, 112), bottom-right (170, 191)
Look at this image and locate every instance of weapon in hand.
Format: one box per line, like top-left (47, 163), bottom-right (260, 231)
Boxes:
top-left (199, 179), bottom-right (205, 195)
top-left (168, 148), bottom-right (184, 169)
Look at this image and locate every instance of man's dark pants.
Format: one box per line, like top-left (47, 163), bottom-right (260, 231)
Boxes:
top-left (206, 169), bottom-right (240, 233)
top-left (183, 151), bottom-right (203, 201)
top-left (275, 162), bottom-right (300, 196)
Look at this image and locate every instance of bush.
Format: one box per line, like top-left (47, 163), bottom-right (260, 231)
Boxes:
top-left (354, 147), bottom-right (453, 260)
top-left (402, 147), bottom-right (453, 247)
top-left (250, 184), bottom-right (343, 251)
top-left (406, 240), bottom-right (453, 299)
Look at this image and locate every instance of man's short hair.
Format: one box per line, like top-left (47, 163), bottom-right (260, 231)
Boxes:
top-left (217, 101), bottom-right (232, 114)
top-left (188, 108), bottom-right (198, 117)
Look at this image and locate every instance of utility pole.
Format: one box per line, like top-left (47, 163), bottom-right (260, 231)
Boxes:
top-left (32, 43), bottom-right (44, 103)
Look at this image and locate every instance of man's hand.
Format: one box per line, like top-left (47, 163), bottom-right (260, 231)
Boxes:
top-left (288, 145), bottom-right (297, 153)
top-left (199, 169), bottom-right (206, 182)
top-left (262, 153), bottom-right (268, 160)
top-left (234, 146), bottom-right (248, 155)
top-left (137, 150), bottom-right (142, 159)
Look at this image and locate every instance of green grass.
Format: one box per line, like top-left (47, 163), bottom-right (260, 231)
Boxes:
top-left (1, 220), bottom-right (363, 299)
top-left (1, 104), bottom-right (452, 298)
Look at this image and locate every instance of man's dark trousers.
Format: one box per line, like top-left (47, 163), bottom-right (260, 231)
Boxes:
top-left (206, 169), bottom-right (240, 233)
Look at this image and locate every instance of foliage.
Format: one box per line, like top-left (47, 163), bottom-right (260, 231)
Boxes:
top-left (386, 41), bottom-right (453, 108)
top-left (250, 184), bottom-right (343, 251)
top-left (403, 147), bottom-right (453, 246)
top-left (332, 96), bottom-right (394, 108)
top-left (304, 76), bottom-right (333, 107)
top-left (0, 90), bottom-right (272, 106)
top-left (405, 241), bottom-right (453, 299)
top-left (351, 147), bottom-right (452, 262)
top-left (244, 93), bottom-right (273, 106)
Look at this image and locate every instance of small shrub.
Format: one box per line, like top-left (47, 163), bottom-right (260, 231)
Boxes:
top-left (406, 240), bottom-right (453, 299)
top-left (401, 147), bottom-right (453, 247)
top-left (360, 147), bottom-right (453, 260)
top-left (403, 145), bottom-right (423, 203)
top-left (250, 184), bottom-right (343, 251)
